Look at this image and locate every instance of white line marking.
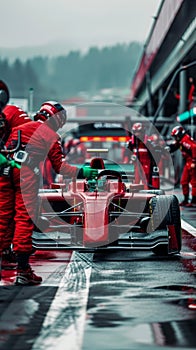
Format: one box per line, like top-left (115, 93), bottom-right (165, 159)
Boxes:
top-left (181, 219), bottom-right (196, 237)
top-left (180, 251), bottom-right (196, 257)
top-left (32, 251), bottom-right (93, 350)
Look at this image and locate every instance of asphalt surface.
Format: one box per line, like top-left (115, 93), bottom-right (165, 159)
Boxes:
top-left (0, 188), bottom-right (195, 350)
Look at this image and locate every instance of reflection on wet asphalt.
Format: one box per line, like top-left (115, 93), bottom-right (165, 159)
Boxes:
top-left (0, 251), bottom-right (71, 350)
top-left (0, 241), bottom-right (195, 350)
top-left (0, 286), bottom-right (58, 350)
top-left (32, 252), bottom-right (93, 350)
top-left (82, 250), bottom-right (196, 350)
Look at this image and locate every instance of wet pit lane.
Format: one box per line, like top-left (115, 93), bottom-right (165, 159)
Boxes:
top-left (85, 247), bottom-right (196, 350)
top-left (0, 233), bottom-right (195, 350)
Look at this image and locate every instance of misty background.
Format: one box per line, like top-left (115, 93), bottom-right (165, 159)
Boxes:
top-left (0, 42), bottom-right (142, 109)
top-left (0, 0), bottom-right (160, 110)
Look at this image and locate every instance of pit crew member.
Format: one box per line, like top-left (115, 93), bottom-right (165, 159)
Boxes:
top-left (170, 126), bottom-right (196, 206)
top-left (0, 81), bottom-right (31, 268)
top-left (125, 122), bottom-right (161, 189)
top-left (1, 101), bottom-right (97, 285)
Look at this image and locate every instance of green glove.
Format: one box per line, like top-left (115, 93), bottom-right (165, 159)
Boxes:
top-left (0, 153), bottom-right (21, 169)
top-left (0, 153), bottom-right (9, 167)
top-left (82, 166), bottom-right (98, 179)
top-left (9, 159), bottom-right (21, 169)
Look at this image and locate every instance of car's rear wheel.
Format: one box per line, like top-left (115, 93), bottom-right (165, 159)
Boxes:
top-left (148, 195), bottom-right (181, 255)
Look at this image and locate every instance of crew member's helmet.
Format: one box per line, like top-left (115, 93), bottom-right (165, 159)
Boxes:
top-left (171, 126), bottom-right (186, 141)
top-left (131, 122), bottom-right (145, 133)
top-left (0, 80), bottom-right (9, 111)
top-left (34, 101), bottom-right (67, 131)
top-left (131, 122), bottom-right (146, 140)
top-left (0, 80), bottom-right (9, 136)
top-left (0, 114), bottom-right (6, 137)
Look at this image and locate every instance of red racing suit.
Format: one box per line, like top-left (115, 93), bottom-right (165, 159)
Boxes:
top-left (39, 158), bottom-right (56, 188)
top-left (0, 105), bottom-right (31, 252)
top-left (0, 120), bottom-right (78, 254)
top-left (2, 104), bottom-right (31, 141)
top-left (170, 134), bottom-right (196, 197)
top-left (127, 135), bottom-right (162, 189)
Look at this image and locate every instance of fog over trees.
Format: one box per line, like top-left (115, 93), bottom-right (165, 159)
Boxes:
top-left (0, 42), bottom-right (142, 109)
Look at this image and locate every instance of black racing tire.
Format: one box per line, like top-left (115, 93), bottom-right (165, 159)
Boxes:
top-left (139, 189), bottom-right (165, 195)
top-left (148, 195), bottom-right (172, 230)
top-left (167, 195), bottom-right (181, 251)
top-left (152, 245), bottom-right (169, 256)
top-left (148, 195), bottom-right (181, 255)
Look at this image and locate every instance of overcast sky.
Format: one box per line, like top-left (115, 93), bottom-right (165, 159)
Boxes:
top-left (1, 0), bottom-right (161, 52)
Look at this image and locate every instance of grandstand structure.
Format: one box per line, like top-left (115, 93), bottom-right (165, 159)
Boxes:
top-left (128, 0), bottom-right (196, 138)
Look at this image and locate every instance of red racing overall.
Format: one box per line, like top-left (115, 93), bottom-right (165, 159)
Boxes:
top-left (179, 134), bottom-right (196, 202)
top-left (0, 120), bottom-right (77, 254)
top-left (0, 105), bottom-right (31, 252)
top-left (127, 135), bottom-right (160, 189)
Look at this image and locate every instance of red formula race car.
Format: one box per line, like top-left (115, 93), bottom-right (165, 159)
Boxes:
top-left (33, 156), bottom-right (182, 256)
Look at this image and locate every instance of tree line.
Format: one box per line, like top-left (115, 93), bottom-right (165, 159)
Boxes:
top-left (0, 42), bottom-right (142, 109)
